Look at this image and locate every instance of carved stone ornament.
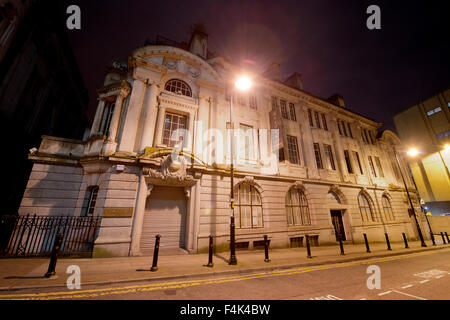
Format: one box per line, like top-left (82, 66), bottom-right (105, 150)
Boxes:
top-left (189, 67), bottom-right (201, 78)
top-left (163, 59), bottom-right (178, 70)
top-left (146, 151), bottom-right (195, 185)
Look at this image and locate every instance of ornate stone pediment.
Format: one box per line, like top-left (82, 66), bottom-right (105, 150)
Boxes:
top-left (143, 151), bottom-right (196, 186)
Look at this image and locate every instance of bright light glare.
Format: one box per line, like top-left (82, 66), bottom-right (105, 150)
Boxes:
top-left (235, 76), bottom-right (252, 91)
top-left (407, 148), bottom-right (419, 157)
top-left (444, 145), bottom-right (450, 151)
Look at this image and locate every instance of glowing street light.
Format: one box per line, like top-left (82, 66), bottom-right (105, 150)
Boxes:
top-left (407, 148), bottom-right (419, 157)
top-left (235, 76), bottom-right (252, 91)
top-left (228, 75), bottom-right (252, 266)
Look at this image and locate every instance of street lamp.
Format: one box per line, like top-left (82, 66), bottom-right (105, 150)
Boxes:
top-left (229, 75), bottom-right (252, 265)
top-left (395, 147), bottom-right (427, 247)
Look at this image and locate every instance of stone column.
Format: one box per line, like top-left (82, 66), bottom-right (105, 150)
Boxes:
top-left (117, 79), bottom-right (147, 153)
top-left (129, 172), bottom-right (151, 256)
top-left (139, 83), bottom-right (159, 150)
top-left (153, 105), bottom-right (167, 147)
top-left (90, 100), bottom-right (106, 138)
top-left (107, 94), bottom-right (125, 142)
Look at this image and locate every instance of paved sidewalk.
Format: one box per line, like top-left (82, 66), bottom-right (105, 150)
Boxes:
top-left (0, 240), bottom-right (448, 291)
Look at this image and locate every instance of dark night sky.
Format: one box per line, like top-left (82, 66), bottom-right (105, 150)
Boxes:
top-left (60, 0), bottom-right (450, 132)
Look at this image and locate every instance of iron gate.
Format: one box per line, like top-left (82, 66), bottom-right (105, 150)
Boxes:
top-left (0, 214), bottom-right (102, 258)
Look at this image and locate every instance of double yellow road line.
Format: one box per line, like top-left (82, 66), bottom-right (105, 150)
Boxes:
top-left (1, 248), bottom-right (447, 300)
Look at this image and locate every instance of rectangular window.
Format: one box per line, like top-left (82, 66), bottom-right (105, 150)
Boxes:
top-left (314, 112), bottom-right (321, 129)
top-left (347, 123), bottom-right (353, 138)
top-left (369, 131), bottom-right (376, 144)
top-left (368, 156), bottom-right (377, 177)
top-left (344, 150), bottom-right (353, 174)
top-left (237, 93), bottom-right (246, 106)
top-left (280, 100), bottom-right (289, 119)
top-left (354, 151), bottom-right (364, 174)
top-left (390, 157), bottom-right (401, 180)
top-left (362, 129), bottom-right (370, 144)
top-left (289, 103), bottom-right (297, 121)
top-left (287, 135), bottom-right (300, 165)
top-left (322, 114), bottom-right (328, 131)
top-left (249, 95), bottom-right (257, 109)
top-left (308, 109), bottom-right (314, 127)
top-left (324, 144), bottom-right (336, 170)
top-left (313, 143), bottom-right (323, 169)
top-left (338, 120), bottom-right (343, 135)
top-left (99, 101), bottom-right (116, 136)
top-left (375, 156), bottom-right (384, 177)
top-left (163, 112), bottom-right (188, 147)
top-left (83, 186), bottom-right (99, 217)
top-left (342, 121), bottom-right (348, 137)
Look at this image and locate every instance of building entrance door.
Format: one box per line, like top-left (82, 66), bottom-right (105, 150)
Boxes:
top-left (330, 210), bottom-right (346, 241)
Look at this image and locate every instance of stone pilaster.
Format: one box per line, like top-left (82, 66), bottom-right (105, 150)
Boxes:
top-left (139, 83), bottom-right (159, 150)
top-left (153, 105), bottom-right (167, 147)
top-left (90, 100), bottom-right (106, 138)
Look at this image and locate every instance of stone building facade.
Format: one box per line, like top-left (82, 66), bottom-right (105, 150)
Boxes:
top-left (19, 29), bottom-right (429, 257)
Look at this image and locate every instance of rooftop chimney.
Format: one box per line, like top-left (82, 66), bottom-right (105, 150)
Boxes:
top-left (188, 22), bottom-right (208, 59)
top-left (328, 94), bottom-right (345, 108)
top-left (284, 72), bottom-right (303, 90)
top-left (263, 62), bottom-right (281, 82)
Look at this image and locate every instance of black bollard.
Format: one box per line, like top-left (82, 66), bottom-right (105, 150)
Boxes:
top-left (305, 235), bottom-right (312, 259)
top-left (338, 235), bottom-right (345, 255)
top-left (385, 233), bottom-right (392, 251)
top-left (430, 231), bottom-right (436, 246)
top-left (151, 234), bottom-right (161, 272)
top-left (264, 235), bottom-right (270, 262)
top-left (445, 232), bottom-right (449, 243)
top-left (45, 233), bottom-right (64, 278)
top-left (441, 232), bottom-right (447, 245)
top-left (402, 233), bottom-right (409, 249)
top-left (363, 234), bottom-right (371, 253)
top-left (206, 235), bottom-right (214, 267)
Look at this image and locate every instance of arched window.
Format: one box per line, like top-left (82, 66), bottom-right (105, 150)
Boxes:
top-left (235, 183), bottom-right (263, 228)
top-left (83, 186), bottom-right (99, 217)
top-left (382, 195), bottom-right (395, 221)
top-left (358, 192), bottom-right (375, 222)
top-left (286, 189), bottom-right (311, 226)
top-left (165, 79), bottom-right (192, 97)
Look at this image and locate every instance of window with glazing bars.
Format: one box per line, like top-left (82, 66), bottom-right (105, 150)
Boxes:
top-left (286, 189), bottom-right (311, 226)
top-left (324, 144), bottom-right (336, 170)
top-left (84, 186), bottom-right (99, 217)
top-left (163, 112), bottom-right (188, 147)
top-left (354, 151), bottom-right (364, 174)
top-left (235, 183), bottom-right (263, 228)
top-left (368, 156), bottom-right (377, 177)
top-left (313, 143), bottom-right (323, 169)
top-left (308, 109), bottom-right (314, 127)
top-left (344, 150), bottom-right (353, 173)
top-left (314, 112), bottom-right (321, 129)
top-left (358, 192), bottom-right (375, 222)
top-left (289, 103), bottom-right (297, 121)
top-left (249, 95), bottom-right (257, 109)
top-left (287, 135), bottom-right (300, 165)
top-left (382, 196), bottom-right (395, 221)
top-left (375, 157), bottom-right (384, 177)
top-left (165, 79), bottom-right (192, 97)
top-left (99, 101), bottom-right (115, 136)
top-left (322, 114), bottom-right (328, 131)
top-left (280, 100), bottom-right (289, 119)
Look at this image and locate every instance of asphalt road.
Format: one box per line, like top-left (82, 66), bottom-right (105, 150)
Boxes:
top-left (2, 248), bottom-right (449, 301)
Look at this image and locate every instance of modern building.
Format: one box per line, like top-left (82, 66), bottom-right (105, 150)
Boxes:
top-left (0, 0), bottom-right (89, 214)
top-left (394, 88), bottom-right (450, 215)
top-left (18, 27), bottom-right (428, 257)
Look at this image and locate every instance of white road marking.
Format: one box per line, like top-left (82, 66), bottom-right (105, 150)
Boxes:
top-left (420, 280), bottom-right (430, 284)
top-left (401, 285), bottom-right (413, 289)
top-left (360, 298), bottom-right (367, 300)
top-left (435, 275), bottom-right (444, 279)
top-left (378, 291), bottom-right (392, 296)
top-left (392, 290), bottom-right (427, 300)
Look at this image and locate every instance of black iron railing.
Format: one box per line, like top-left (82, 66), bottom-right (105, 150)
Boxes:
top-left (0, 215), bottom-right (102, 258)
